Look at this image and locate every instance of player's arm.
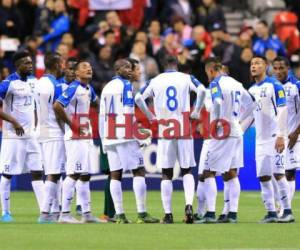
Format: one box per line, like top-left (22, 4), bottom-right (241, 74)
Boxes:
top-left (239, 88), bottom-right (255, 132)
top-left (135, 80), bottom-right (156, 121)
top-left (90, 86), bottom-right (99, 112)
top-left (210, 81), bottom-right (222, 120)
top-left (189, 75), bottom-right (206, 119)
top-left (288, 81), bottom-right (300, 149)
top-left (273, 82), bottom-right (287, 153)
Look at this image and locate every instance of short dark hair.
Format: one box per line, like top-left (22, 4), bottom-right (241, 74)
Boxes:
top-left (257, 20), bottom-right (268, 27)
top-left (114, 59), bottom-right (129, 72)
top-left (127, 58), bottom-right (139, 70)
top-left (163, 54), bottom-right (178, 68)
top-left (44, 52), bottom-right (61, 70)
top-left (66, 57), bottom-right (78, 64)
top-left (252, 55), bottom-right (267, 63)
top-left (12, 50), bottom-right (30, 65)
top-left (204, 57), bottom-right (222, 71)
top-left (273, 56), bottom-right (290, 67)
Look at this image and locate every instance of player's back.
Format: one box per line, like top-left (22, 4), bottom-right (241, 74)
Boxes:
top-left (211, 75), bottom-right (245, 137)
top-left (150, 71), bottom-right (193, 121)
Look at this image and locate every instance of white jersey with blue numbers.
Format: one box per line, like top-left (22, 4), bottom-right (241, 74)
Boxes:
top-left (36, 74), bottom-right (64, 141)
top-left (0, 73), bottom-right (38, 139)
top-left (283, 76), bottom-right (300, 136)
top-left (140, 70), bottom-right (205, 136)
top-left (210, 74), bottom-right (252, 137)
top-left (249, 76), bottom-right (286, 144)
top-left (99, 76), bottom-right (136, 146)
top-left (56, 80), bottom-right (97, 140)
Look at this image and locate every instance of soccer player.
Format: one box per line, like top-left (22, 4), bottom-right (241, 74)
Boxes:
top-left (37, 52), bottom-right (65, 223)
top-left (135, 55), bottom-right (206, 224)
top-left (249, 55), bottom-right (294, 223)
top-left (272, 56), bottom-right (300, 203)
top-left (0, 51), bottom-right (44, 222)
top-left (54, 61), bottom-right (100, 223)
top-left (99, 59), bottom-right (159, 224)
top-left (198, 57), bottom-right (253, 224)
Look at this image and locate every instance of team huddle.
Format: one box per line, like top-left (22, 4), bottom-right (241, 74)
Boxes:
top-left (0, 50), bottom-right (299, 224)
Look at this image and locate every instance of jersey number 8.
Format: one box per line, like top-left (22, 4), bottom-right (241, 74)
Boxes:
top-left (166, 86), bottom-right (178, 111)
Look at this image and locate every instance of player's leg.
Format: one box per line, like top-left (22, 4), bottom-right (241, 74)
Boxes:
top-left (271, 176), bottom-right (282, 216)
top-left (0, 174), bottom-right (13, 222)
top-left (286, 169), bottom-right (296, 201)
top-left (161, 168), bottom-right (174, 224)
top-left (181, 167), bottom-right (195, 224)
top-left (195, 174), bottom-right (206, 220)
top-left (31, 171), bottom-right (44, 213)
top-left (219, 175), bottom-right (230, 222)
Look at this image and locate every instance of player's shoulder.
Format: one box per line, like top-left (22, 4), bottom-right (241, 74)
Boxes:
top-left (103, 77), bottom-right (123, 93)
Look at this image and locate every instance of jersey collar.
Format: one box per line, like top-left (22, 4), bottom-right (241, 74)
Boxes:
top-left (164, 69), bottom-right (177, 73)
top-left (44, 74), bottom-right (58, 84)
top-left (212, 73), bottom-right (227, 83)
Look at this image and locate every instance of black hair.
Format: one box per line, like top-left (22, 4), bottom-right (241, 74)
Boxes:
top-left (163, 54), bottom-right (178, 68)
top-left (204, 57), bottom-right (223, 71)
top-left (127, 58), bottom-right (139, 70)
top-left (66, 57), bottom-right (78, 64)
top-left (251, 55), bottom-right (267, 63)
top-left (257, 20), bottom-right (269, 27)
top-left (12, 50), bottom-right (30, 65)
top-left (44, 52), bottom-right (61, 70)
top-left (273, 56), bottom-right (290, 67)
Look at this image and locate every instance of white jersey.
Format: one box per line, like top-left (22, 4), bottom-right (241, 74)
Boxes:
top-left (209, 74), bottom-right (251, 137)
top-left (283, 76), bottom-right (300, 137)
top-left (36, 74), bottom-right (64, 141)
top-left (0, 72), bottom-right (38, 139)
top-left (56, 80), bottom-right (97, 140)
top-left (99, 76), bottom-right (136, 146)
top-left (249, 76), bottom-right (286, 144)
top-left (140, 70), bottom-right (205, 137)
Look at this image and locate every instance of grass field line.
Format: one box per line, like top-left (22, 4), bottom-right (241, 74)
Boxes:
top-left (191, 248), bottom-right (299, 250)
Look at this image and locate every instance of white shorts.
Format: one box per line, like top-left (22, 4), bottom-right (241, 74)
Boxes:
top-left (255, 142), bottom-right (285, 177)
top-left (65, 140), bottom-right (94, 175)
top-left (40, 140), bottom-right (66, 175)
top-left (157, 139), bottom-right (196, 169)
top-left (106, 141), bottom-right (144, 172)
top-left (204, 137), bottom-right (239, 174)
top-left (286, 141), bottom-right (300, 170)
top-left (0, 138), bottom-right (42, 175)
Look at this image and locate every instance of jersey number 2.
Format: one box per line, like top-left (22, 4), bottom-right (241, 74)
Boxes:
top-left (166, 86), bottom-right (178, 111)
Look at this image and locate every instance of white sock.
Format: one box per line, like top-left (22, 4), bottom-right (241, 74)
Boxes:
top-left (76, 180), bottom-right (91, 214)
top-left (76, 181), bottom-right (81, 206)
top-left (222, 181), bottom-right (230, 215)
top-left (204, 177), bottom-right (217, 212)
top-left (0, 176), bottom-right (11, 215)
top-left (161, 180), bottom-right (173, 214)
top-left (110, 179), bottom-right (124, 214)
top-left (31, 180), bottom-right (44, 212)
top-left (277, 177), bottom-right (291, 210)
top-left (183, 174), bottom-right (195, 206)
top-left (61, 177), bottom-right (76, 213)
top-left (41, 181), bottom-right (57, 213)
top-left (133, 176), bottom-right (146, 213)
top-left (288, 180), bottom-right (295, 201)
top-left (51, 178), bottom-right (62, 213)
top-left (196, 181), bottom-right (206, 216)
top-left (228, 177), bottom-right (241, 213)
top-left (272, 177), bottom-right (280, 205)
top-left (260, 180), bottom-right (275, 212)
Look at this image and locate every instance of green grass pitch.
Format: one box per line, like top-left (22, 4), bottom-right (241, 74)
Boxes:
top-left (0, 191), bottom-right (300, 250)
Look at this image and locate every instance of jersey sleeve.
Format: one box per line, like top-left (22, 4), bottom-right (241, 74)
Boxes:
top-left (123, 81), bottom-right (134, 107)
top-left (90, 85), bottom-right (98, 103)
top-left (53, 83), bottom-right (63, 102)
top-left (56, 83), bottom-right (78, 107)
top-left (272, 81), bottom-right (286, 107)
top-left (140, 80), bottom-right (154, 99)
top-left (209, 81), bottom-right (222, 102)
top-left (0, 80), bottom-right (11, 99)
top-left (189, 75), bottom-right (202, 91)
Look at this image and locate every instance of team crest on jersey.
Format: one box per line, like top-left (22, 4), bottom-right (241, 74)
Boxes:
top-left (211, 87), bottom-right (218, 94)
top-left (278, 90), bottom-right (285, 98)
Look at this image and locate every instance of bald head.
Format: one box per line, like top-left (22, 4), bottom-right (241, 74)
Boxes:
top-left (114, 59), bottom-right (132, 79)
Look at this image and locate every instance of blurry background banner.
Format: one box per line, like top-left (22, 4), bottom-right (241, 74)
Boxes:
top-left (89, 0), bottom-right (132, 10)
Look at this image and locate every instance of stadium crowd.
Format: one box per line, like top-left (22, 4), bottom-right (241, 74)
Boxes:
top-left (0, 0), bottom-right (299, 94)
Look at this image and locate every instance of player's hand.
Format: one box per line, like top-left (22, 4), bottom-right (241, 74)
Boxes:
top-left (275, 136), bottom-right (285, 153)
top-left (137, 128), bottom-right (152, 148)
top-left (12, 121), bottom-right (24, 136)
top-left (288, 131), bottom-right (299, 150)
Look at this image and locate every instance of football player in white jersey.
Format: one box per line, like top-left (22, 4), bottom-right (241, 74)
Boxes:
top-left (0, 51), bottom-right (44, 222)
top-left (37, 52), bottom-right (65, 223)
top-left (197, 58), bottom-right (254, 223)
top-left (272, 56), bottom-right (300, 204)
top-left (54, 61), bottom-right (100, 223)
top-left (135, 55), bottom-right (206, 224)
top-left (100, 59), bottom-right (159, 224)
top-left (249, 55), bottom-right (294, 223)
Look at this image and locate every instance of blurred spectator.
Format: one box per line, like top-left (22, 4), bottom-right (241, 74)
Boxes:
top-left (61, 33), bottom-right (78, 58)
top-left (178, 47), bottom-right (193, 73)
top-left (196, 0), bottom-right (226, 32)
top-left (92, 21), bottom-right (110, 46)
top-left (171, 15), bottom-right (192, 45)
top-left (105, 11), bottom-right (127, 45)
top-left (56, 42), bottom-right (70, 61)
top-left (130, 40), bottom-right (159, 84)
top-left (38, 0), bottom-right (70, 52)
top-left (293, 63), bottom-right (300, 79)
top-left (265, 48), bottom-right (278, 76)
top-left (134, 30), bottom-right (153, 57)
top-left (147, 19), bottom-right (162, 55)
top-left (89, 45), bottom-right (114, 96)
top-left (170, 0), bottom-right (193, 25)
top-left (68, 0), bottom-right (89, 27)
top-left (34, 0), bottom-right (54, 36)
top-left (0, 0), bottom-right (22, 39)
top-left (252, 20), bottom-right (286, 57)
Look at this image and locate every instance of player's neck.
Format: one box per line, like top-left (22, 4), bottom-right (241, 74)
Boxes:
top-left (45, 69), bottom-right (58, 78)
top-left (78, 78), bottom-right (89, 85)
top-left (16, 70), bottom-right (28, 80)
top-left (254, 74), bottom-right (266, 83)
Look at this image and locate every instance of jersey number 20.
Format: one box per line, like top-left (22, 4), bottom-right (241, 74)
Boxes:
top-left (166, 86), bottom-right (178, 111)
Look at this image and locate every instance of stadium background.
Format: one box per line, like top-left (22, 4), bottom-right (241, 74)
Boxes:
top-left (0, 0), bottom-right (300, 191)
